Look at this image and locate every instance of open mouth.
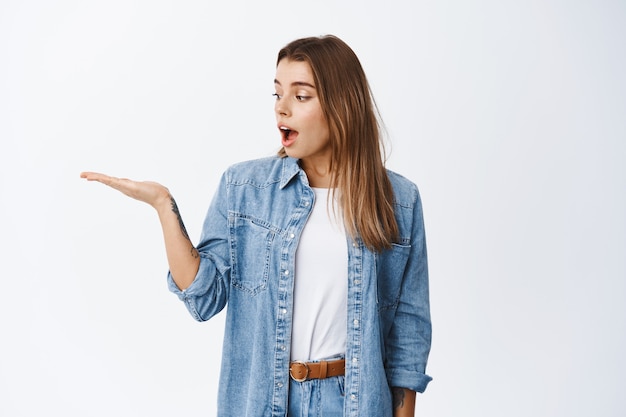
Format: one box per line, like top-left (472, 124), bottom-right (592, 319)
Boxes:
top-left (280, 126), bottom-right (298, 146)
top-left (280, 126), bottom-right (293, 140)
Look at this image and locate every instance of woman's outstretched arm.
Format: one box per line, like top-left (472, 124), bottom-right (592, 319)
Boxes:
top-left (80, 172), bottom-right (200, 290)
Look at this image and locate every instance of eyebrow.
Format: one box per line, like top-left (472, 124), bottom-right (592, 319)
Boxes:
top-left (274, 79), bottom-right (316, 89)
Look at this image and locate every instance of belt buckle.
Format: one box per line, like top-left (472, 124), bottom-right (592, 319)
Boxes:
top-left (289, 361), bottom-right (309, 382)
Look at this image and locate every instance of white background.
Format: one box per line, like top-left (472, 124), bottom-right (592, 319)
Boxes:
top-left (1, 1), bottom-right (625, 416)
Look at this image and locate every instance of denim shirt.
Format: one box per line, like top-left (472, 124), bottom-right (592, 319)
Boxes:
top-left (168, 156), bottom-right (432, 417)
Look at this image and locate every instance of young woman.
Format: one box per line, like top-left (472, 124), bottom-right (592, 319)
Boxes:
top-left (81, 35), bottom-right (431, 417)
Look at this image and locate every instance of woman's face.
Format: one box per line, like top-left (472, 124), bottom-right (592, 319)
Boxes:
top-left (274, 59), bottom-right (331, 170)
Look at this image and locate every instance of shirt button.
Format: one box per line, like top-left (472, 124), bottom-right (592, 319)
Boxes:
top-left (304, 201), bottom-right (310, 207)
top-left (290, 233), bottom-right (295, 239)
top-left (352, 357), bottom-right (358, 363)
top-left (352, 242), bottom-right (358, 247)
top-left (350, 394), bottom-right (357, 400)
top-left (284, 270), bottom-right (290, 276)
top-left (280, 345), bottom-right (287, 351)
top-left (353, 319), bottom-right (359, 327)
top-left (281, 308), bottom-right (287, 314)
top-left (354, 279), bottom-right (361, 285)
top-left (277, 382), bottom-right (284, 388)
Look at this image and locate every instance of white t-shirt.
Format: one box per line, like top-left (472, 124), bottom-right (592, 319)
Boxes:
top-left (290, 187), bottom-right (348, 361)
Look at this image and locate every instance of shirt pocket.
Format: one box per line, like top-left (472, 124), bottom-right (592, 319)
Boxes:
top-left (376, 242), bottom-right (411, 310)
top-left (229, 214), bottom-right (277, 295)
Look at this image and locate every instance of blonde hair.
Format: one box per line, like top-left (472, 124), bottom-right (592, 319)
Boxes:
top-left (277, 35), bottom-right (398, 251)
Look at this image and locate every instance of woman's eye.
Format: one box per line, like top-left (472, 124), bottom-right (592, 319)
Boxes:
top-left (272, 93), bottom-right (282, 100)
top-left (296, 95), bottom-right (310, 102)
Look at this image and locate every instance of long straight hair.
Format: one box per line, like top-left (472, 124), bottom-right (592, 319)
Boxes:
top-left (277, 35), bottom-right (398, 252)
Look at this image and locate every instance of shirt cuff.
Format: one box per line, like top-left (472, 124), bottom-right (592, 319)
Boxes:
top-left (386, 368), bottom-right (433, 393)
top-left (166, 255), bottom-right (220, 300)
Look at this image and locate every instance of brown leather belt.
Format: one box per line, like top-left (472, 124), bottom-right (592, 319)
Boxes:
top-left (289, 359), bottom-right (345, 382)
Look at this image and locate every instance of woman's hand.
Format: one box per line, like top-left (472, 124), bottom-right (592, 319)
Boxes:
top-left (80, 171), bottom-right (200, 289)
top-left (80, 172), bottom-right (170, 209)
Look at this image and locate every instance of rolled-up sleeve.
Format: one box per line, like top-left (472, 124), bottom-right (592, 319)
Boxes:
top-left (167, 172), bottom-right (232, 322)
top-left (385, 185), bottom-right (432, 393)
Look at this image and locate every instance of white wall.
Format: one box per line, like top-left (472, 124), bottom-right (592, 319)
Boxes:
top-left (1, 1), bottom-right (624, 416)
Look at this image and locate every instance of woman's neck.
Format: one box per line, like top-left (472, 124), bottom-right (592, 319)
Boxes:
top-left (301, 159), bottom-right (332, 188)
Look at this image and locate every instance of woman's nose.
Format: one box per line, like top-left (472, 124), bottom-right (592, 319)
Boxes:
top-left (275, 99), bottom-right (290, 117)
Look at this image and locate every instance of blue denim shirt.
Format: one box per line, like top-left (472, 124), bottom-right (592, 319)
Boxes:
top-left (168, 156), bottom-right (431, 417)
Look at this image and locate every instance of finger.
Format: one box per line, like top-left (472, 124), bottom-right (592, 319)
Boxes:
top-left (80, 172), bottom-right (131, 193)
top-left (80, 171), bottom-right (111, 182)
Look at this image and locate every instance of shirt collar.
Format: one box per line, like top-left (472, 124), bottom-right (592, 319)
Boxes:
top-left (279, 157), bottom-right (303, 189)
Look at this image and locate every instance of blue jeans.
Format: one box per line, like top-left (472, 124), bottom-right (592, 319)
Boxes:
top-left (288, 376), bottom-right (345, 417)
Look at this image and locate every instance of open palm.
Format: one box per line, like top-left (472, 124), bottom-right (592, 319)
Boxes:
top-left (80, 172), bottom-right (170, 208)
